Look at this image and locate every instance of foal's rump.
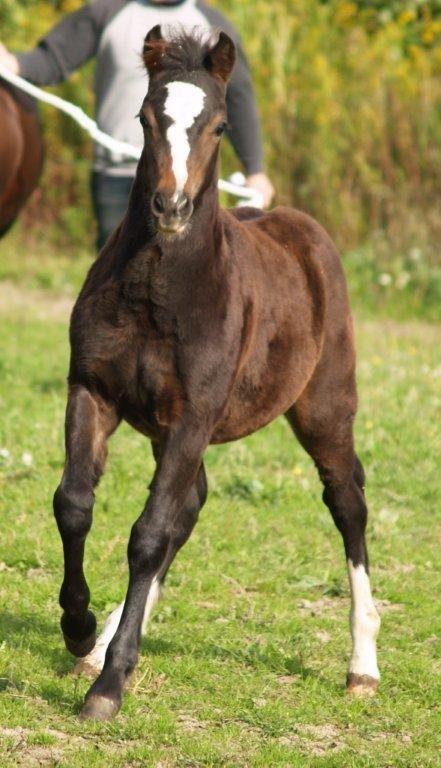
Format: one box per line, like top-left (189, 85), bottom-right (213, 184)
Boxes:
top-left (212, 206), bottom-right (353, 443)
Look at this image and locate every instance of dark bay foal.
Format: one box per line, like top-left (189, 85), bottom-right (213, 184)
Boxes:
top-left (54, 27), bottom-right (380, 720)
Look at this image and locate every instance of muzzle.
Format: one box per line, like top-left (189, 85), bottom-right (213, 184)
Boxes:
top-left (151, 191), bottom-right (193, 234)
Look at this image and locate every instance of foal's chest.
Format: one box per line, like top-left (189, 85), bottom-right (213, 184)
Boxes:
top-left (73, 268), bottom-right (185, 436)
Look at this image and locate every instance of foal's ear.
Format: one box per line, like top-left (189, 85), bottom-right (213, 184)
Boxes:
top-left (143, 25), bottom-right (167, 76)
top-left (204, 31), bottom-right (236, 84)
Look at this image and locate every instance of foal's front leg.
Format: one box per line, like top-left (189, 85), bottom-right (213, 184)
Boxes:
top-left (79, 420), bottom-right (209, 721)
top-left (53, 385), bottom-right (119, 657)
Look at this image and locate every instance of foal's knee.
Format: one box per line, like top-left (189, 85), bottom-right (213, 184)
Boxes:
top-left (128, 516), bottom-right (169, 576)
top-left (53, 485), bottom-right (94, 539)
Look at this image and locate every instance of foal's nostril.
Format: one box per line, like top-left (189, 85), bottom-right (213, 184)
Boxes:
top-left (151, 191), bottom-right (193, 226)
top-left (175, 194), bottom-right (193, 218)
top-left (152, 192), bottom-right (165, 216)
top-left (176, 194), bottom-right (188, 213)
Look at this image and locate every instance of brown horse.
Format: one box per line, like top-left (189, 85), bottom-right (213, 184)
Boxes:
top-left (53, 27), bottom-right (381, 721)
top-left (0, 81), bottom-right (43, 237)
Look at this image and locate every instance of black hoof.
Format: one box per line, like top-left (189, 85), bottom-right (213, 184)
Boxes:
top-left (79, 694), bottom-right (120, 721)
top-left (64, 630), bottom-right (96, 658)
top-left (61, 611), bottom-right (97, 657)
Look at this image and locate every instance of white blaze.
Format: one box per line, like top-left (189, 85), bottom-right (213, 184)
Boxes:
top-left (164, 81), bottom-right (205, 193)
top-left (347, 560), bottom-right (381, 679)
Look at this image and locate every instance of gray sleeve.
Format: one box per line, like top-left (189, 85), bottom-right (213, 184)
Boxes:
top-left (225, 40), bottom-right (264, 175)
top-left (16, 0), bottom-right (125, 86)
top-left (196, 2), bottom-right (264, 174)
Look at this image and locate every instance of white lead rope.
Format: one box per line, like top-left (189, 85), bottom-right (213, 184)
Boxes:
top-left (0, 65), bottom-right (264, 208)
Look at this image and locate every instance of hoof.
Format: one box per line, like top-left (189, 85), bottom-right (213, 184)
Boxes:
top-left (61, 610), bottom-right (97, 658)
top-left (79, 694), bottom-right (120, 721)
top-left (346, 673), bottom-right (379, 697)
top-left (72, 657), bottom-right (102, 679)
top-left (64, 629), bottom-right (96, 658)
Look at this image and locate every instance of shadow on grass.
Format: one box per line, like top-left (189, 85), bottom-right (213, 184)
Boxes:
top-left (0, 610), bottom-right (90, 714)
top-left (0, 610), bottom-right (72, 675)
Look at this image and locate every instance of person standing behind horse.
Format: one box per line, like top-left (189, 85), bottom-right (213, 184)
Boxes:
top-left (0, 0), bottom-right (274, 249)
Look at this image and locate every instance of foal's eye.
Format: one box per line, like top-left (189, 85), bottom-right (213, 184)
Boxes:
top-left (138, 113), bottom-right (149, 129)
top-left (214, 121), bottom-right (227, 137)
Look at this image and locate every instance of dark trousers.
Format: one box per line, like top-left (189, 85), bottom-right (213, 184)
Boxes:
top-left (91, 171), bottom-right (134, 251)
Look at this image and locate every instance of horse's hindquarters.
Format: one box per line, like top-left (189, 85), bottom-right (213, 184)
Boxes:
top-left (0, 90), bottom-right (23, 231)
top-left (0, 85), bottom-right (43, 235)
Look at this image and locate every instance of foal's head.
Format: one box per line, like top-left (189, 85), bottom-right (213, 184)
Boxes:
top-left (139, 26), bottom-right (235, 236)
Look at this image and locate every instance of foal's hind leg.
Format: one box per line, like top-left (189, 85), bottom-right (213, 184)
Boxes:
top-left (286, 381), bottom-right (380, 695)
top-left (53, 385), bottom-right (119, 658)
top-left (74, 446), bottom-right (207, 679)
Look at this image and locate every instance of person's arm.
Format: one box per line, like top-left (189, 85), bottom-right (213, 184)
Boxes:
top-left (196, 2), bottom-right (273, 206)
top-left (226, 40), bottom-right (274, 206)
top-left (225, 39), bottom-right (263, 177)
top-left (1, 0), bottom-right (124, 86)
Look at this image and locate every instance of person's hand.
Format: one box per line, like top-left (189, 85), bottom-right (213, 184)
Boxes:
top-left (0, 42), bottom-right (19, 75)
top-left (245, 173), bottom-right (275, 208)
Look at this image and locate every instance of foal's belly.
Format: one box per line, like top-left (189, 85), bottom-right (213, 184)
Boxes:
top-left (117, 351), bottom-right (316, 445)
top-left (212, 336), bottom-right (319, 444)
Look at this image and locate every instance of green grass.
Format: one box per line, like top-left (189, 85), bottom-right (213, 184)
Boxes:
top-left (0, 246), bottom-right (440, 767)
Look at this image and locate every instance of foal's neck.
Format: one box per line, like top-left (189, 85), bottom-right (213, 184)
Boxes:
top-left (120, 172), bottom-right (222, 266)
top-left (162, 179), bottom-right (221, 262)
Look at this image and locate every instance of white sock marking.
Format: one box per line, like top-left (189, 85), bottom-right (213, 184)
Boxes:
top-left (347, 560), bottom-right (380, 679)
top-left (164, 81), bottom-right (205, 193)
top-left (141, 575), bottom-right (161, 634)
top-left (77, 576), bottom-right (161, 673)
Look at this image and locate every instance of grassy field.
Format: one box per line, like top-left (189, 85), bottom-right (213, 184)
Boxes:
top-left (0, 245), bottom-right (440, 767)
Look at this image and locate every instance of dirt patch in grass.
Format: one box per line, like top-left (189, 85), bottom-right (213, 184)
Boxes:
top-left (279, 723), bottom-right (345, 756)
top-left (13, 745), bottom-right (64, 767)
top-left (297, 597), bottom-right (345, 617)
top-left (177, 712), bottom-right (209, 732)
top-left (357, 319), bottom-right (441, 344)
top-left (0, 281), bottom-right (73, 321)
top-left (1, 728), bottom-right (68, 766)
top-left (278, 723), bottom-right (413, 757)
top-left (0, 726), bottom-right (146, 765)
top-left (297, 596), bottom-right (403, 618)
